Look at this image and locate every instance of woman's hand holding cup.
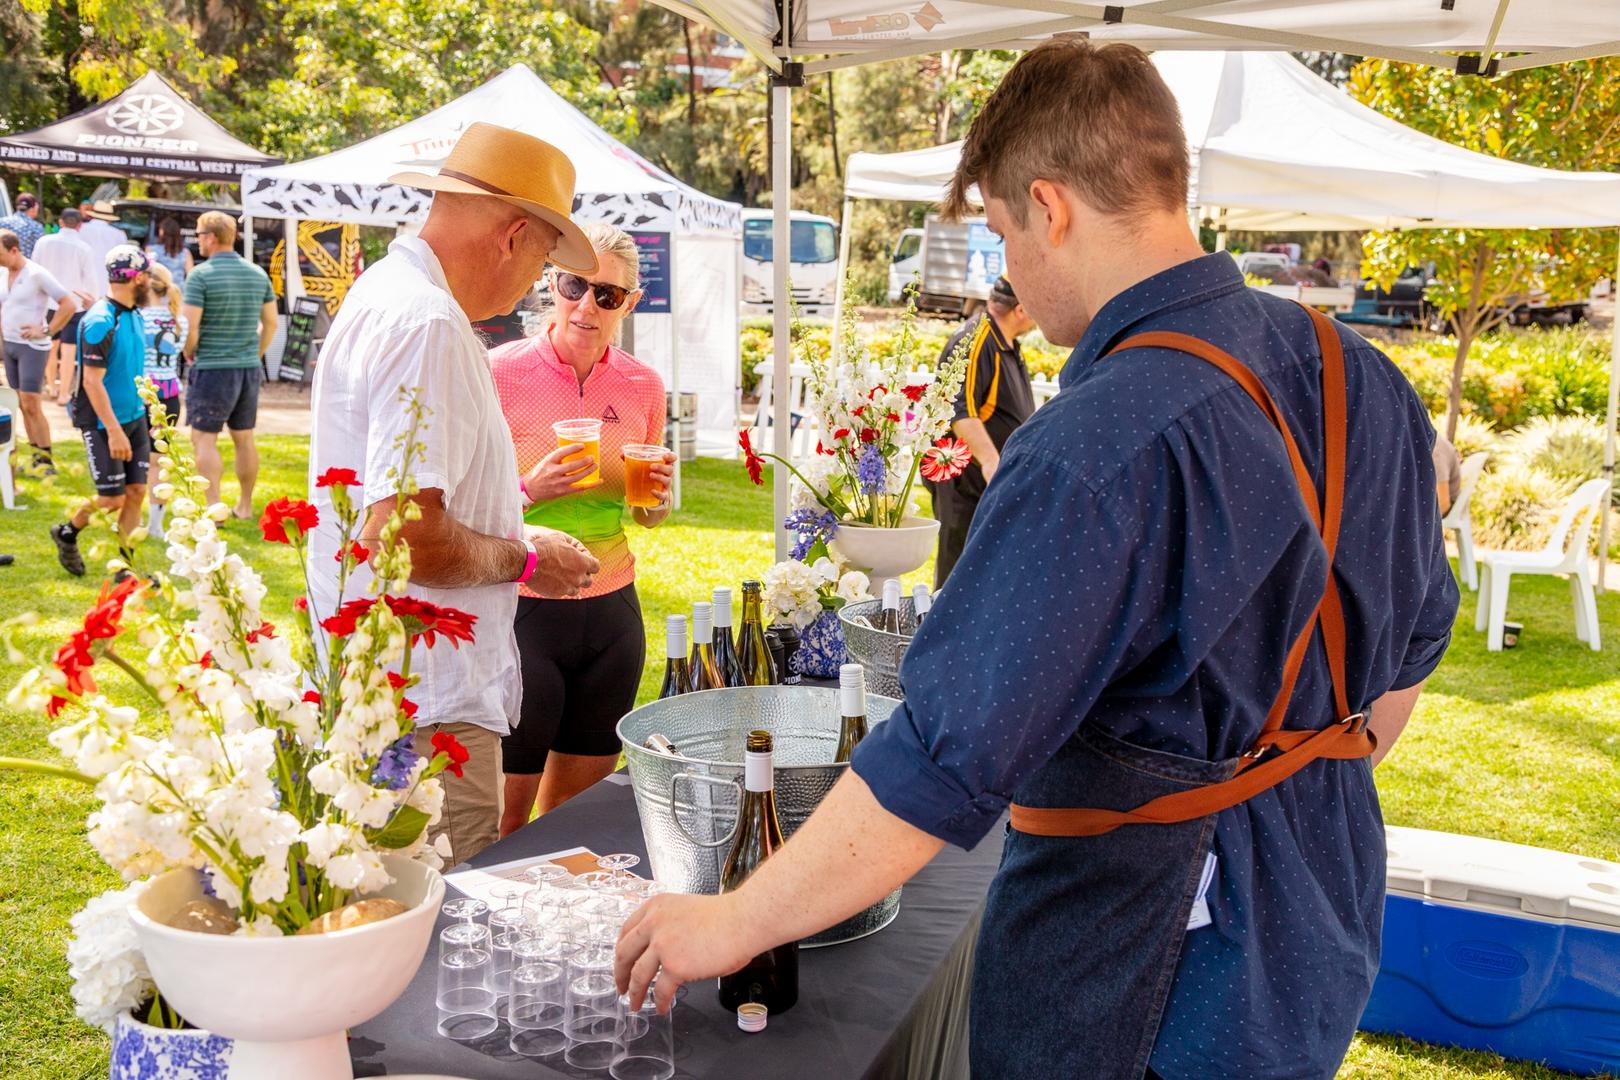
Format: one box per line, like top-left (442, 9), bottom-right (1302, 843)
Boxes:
top-left (647, 450), bottom-right (676, 506)
top-left (523, 443), bottom-right (602, 503)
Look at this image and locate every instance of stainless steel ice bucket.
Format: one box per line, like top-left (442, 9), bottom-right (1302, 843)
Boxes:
top-left (617, 685), bottom-right (904, 946)
top-left (838, 597), bottom-right (920, 699)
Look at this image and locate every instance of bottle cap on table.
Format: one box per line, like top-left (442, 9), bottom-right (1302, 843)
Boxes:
top-left (737, 1002), bottom-right (768, 1032)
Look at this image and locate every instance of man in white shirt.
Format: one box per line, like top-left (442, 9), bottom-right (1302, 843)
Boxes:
top-left (309, 123), bottom-right (603, 864)
top-left (0, 228), bottom-right (77, 472)
top-left (79, 202), bottom-right (128, 265)
top-left (32, 208), bottom-right (99, 409)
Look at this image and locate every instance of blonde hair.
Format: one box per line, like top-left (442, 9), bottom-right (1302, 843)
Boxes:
top-left (540, 223), bottom-right (642, 339)
top-left (196, 210), bottom-right (238, 244)
top-left (148, 262), bottom-right (182, 319)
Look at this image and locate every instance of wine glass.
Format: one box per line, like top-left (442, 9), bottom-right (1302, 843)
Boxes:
top-left (441, 897), bottom-right (489, 948)
top-left (596, 852), bottom-right (641, 887)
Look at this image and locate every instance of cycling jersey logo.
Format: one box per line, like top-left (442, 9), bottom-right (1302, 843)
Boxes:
top-left (602, 405), bottom-right (621, 423)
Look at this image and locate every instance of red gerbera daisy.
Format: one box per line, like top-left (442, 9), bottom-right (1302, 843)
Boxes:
top-left (920, 437), bottom-right (973, 483)
top-left (384, 595), bottom-right (478, 649)
top-left (738, 428), bottom-right (765, 486)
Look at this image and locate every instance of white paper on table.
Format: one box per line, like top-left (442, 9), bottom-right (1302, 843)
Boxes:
top-left (443, 846), bottom-right (595, 907)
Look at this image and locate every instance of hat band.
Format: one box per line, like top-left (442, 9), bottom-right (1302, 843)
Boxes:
top-left (437, 168), bottom-right (515, 198)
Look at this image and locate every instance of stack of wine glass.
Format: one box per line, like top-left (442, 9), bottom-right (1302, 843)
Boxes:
top-left (434, 852), bottom-right (676, 1079)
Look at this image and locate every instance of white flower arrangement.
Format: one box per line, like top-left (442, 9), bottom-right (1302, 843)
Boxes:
top-left (4, 384), bottom-right (469, 1030)
top-left (762, 550), bottom-right (873, 628)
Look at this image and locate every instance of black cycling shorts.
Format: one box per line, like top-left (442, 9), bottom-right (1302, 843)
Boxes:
top-left (503, 584), bottom-right (646, 775)
top-left (82, 415), bottom-right (151, 496)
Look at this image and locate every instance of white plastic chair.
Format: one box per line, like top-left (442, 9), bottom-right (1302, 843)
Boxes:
top-left (751, 360), bottom-right (818, 459)
top-left (1031, 374), bottom-right (1061, 409)
top-left (1475, 477), bottom-right (1610, 652)
top-left (1442, 451), bottom-right (1490, 590)
top-left (0, 386), bottom-right (18, 510)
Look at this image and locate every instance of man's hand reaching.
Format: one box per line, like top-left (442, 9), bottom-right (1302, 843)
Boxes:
top-left (524, 526), bottom-right (599, 597)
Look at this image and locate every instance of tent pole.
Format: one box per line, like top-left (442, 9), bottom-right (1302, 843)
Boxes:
top-left (770, 67), bottom-right (799, 562)
top-left (670, 233), bottom-right (683, 513)
top-left (832, 195), bottom-right (854, 359)
top-left (1599, 233), bottom-right (1619, 592)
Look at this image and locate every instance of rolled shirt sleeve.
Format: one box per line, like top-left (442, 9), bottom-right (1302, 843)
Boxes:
top-left (360, 319), bottom-right (479, 507)
top-left (852, 446), bottom-right (1154, 849)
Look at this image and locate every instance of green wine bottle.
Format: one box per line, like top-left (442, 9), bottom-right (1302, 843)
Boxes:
top-left (657, 615), bottom-right (692, 700)
top-left (834, 663), bottom-right (869, 763)
top-left (718, 730), bottom-right (799, 1014)
top-left (689, 601), bottom-right (726, 691)
top-left (711, 587), bottom-right (746, 688)
top-left (736, 581), bottom-right (778, 686)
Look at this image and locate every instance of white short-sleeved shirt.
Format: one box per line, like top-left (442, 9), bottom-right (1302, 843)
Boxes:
top-left (32, 229), bottom-right (99, 302)
top-left (0, 261), bottom-right (70, 350)
top-left (308, 236), bottom-right (523, 735)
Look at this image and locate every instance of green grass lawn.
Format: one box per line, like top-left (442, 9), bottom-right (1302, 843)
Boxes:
top-left (1, 437), bottom-right (1616, 1079)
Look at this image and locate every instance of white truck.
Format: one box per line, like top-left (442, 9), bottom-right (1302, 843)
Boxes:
top-left (741, 208), bottom-right (840, 318)
top-left (1234, 251), bottom-right (1356, 313)
top-left (895, 215), bottom-right (1007, 316)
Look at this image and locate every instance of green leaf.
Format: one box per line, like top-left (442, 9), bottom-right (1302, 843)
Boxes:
top-left (370, 806), bottom-right (431, 849)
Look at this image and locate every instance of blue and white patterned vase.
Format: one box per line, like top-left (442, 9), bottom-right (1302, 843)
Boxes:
top-left (793, 608), bottom-right (848, 679)
top-left (111, 1011), bottom-right (232, 1080)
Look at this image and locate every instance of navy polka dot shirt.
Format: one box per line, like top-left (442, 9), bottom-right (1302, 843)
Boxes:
top-left (851, 252), bottom-right (1459, 1077)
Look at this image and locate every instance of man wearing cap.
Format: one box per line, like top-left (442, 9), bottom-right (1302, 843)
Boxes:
top-left (928, 275), bottom-right (1037, 586)
top-left (0, 194), bottom-right (45, 257)
top-left (182, 210), bottom-right (277, 517)
top-left (0, 228), bottom-right (78, 477)
top-left (51, 245), bottom-right (153, 580)
top-left (309, 122), bottom-right (603, 864)
top-left (79, 201), bottom-right (128, 265)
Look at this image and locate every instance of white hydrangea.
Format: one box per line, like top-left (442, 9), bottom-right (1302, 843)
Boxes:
top-left (67, 883), bottom-right (154, 1033)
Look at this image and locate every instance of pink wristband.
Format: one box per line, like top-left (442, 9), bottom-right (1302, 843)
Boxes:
top-left (515, 541), bottom-right (538, 584)
top-left (519, 477), bottom-right (534, 508)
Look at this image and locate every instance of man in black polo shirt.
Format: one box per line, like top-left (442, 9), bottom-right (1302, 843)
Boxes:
top-left (930, 275), bottom-right (1037, 585)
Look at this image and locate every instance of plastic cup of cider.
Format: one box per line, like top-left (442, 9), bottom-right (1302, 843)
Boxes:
top-left (622, 443), bottom-right (668, 508)
top-left (553, 419), bottom-right (603, 489)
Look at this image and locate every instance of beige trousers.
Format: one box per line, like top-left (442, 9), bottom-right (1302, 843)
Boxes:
top-left (413, 721), bottom-right (504, 866)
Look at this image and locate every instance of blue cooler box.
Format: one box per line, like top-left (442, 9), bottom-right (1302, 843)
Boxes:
top-left (1361, 826), bottom-right (1620, 1076)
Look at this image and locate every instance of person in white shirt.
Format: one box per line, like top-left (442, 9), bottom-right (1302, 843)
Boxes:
top-left (31, 207), bottom-right (99, 406)
top-left (0, 228), bottom-right (78, 471)
top-left (78, 202), bottom-right (128, 265)
top-left (308, 122), bottom-right (603, 864)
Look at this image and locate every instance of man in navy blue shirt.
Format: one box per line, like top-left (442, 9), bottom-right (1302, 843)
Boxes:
top-left (616, 41), bottom-right (1456, 1079)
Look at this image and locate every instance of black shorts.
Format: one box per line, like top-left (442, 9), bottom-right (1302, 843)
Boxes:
top-left (53, 310), bottom-right (84, 344)
top-left (186, 365), bottom-right (261, 433)
top-left (82, 415), bottom-right (151, 496)
top-left (503, 584), bottom-right (646, 774)
top-left (159, 393), bottom-right (181, 427)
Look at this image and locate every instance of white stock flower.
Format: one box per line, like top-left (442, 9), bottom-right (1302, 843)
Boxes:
top-left (325, 849), bottom-right (390, 893)
top-left (333, 779), bottom-right (398, 829)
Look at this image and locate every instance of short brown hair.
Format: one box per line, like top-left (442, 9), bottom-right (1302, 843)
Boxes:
top-left (0, 230), bottom-right (18, 253)
top-left (945, 40), bottom-right (1189, 225)
top-left (196, 210), bottom-right (238, 244)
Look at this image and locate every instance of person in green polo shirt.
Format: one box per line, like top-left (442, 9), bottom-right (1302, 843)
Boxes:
top-left (182, 210), bottom-right (277, 518)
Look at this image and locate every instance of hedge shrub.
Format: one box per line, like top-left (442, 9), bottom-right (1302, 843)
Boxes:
top-left (1385, 327), bottom-right (1611, 430)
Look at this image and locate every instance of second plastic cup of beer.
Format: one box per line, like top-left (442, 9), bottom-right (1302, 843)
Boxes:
top-left (553, 419), bottom-right (603, 489)
top-left (622, 443), bottom-right (667, 508)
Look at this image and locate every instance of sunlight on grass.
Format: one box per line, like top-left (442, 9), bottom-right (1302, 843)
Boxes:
top-left (0, 436), bottom-right (1614, 1078)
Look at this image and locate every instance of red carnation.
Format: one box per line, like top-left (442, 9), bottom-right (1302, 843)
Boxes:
top-left (920, 437), bottom-right (973, 483)
top-left (387, 671), bottom-right (409, 691)
top-left (833, 427), bottom-right (851, 441)
top-left (320, 598), bottom-right (377, 638)
top-left (859, 427), bottom-right (879, 444)
top-left (315, 467), bottom-right (361, 488)
top-left (400, 697), bottom-right (419, 720)
top-left (431, 730), bottom-right (470, 779)
top-left (901, 384), bottom-right (928, 403)
top-left (335, 540), bottom-right (371, 565)
top-left (384, 595), bottom-right (477, 649)
top-left (81, 577), bottom-right (143, 642)
top-left (738, 428), bottom-right (765, 486)
top-left (302, 690), bottom-right (322, 705)
top-left (49, 631), bottom-right (97, 717)
top-left (245, 621), bottom-right (277, 644)
top-left (851, 405), bottom-right (866, 419)
top-left (260, 497), bottom-right (319, 544)
top-left (886, 412), bottom-right (901, 423)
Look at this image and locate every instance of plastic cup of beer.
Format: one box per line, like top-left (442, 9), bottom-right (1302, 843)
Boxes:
top-left (553, 419), bottom-right (603, 489)
top-left (622, 444), bottom-right (667, 508)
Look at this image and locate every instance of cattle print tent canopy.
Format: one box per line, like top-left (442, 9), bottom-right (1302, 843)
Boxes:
top-left (0, 71), bottom-right (280, 183)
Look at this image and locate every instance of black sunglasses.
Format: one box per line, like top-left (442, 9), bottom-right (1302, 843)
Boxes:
top-left (555, 272), bottom-right (632, 311)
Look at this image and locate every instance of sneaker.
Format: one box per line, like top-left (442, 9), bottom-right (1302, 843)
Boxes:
top-left (31, 451), bottom-right (56, 478)
top-left (51, 524), bottom-right (85, 577)
top-left (0, 554), bottom-right (13, 567)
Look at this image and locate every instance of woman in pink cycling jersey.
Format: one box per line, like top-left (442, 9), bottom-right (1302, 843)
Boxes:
top-left (490, 223), bottom-right (675, 834)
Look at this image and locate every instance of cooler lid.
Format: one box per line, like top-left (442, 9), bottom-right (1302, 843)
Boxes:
top-left (1385, 826), bottom-right (1620, 931)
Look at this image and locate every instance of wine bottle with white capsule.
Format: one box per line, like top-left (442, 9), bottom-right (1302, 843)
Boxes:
top-left (711, 586), bottom-right (746, 688)
top-left (718, 730), bottom-right (798, 1014)
top-left (834, 663), bottom-right (869, 764)
top-left (877, 578), bottom-right (904, 634)
top-left (736, 580), bottom-right (779, 686)
top-left (689, 601), bottom-right (726, 691)
top-left (911, 584), bottom-right (932, 626)
top-left (657, 615), bottom-right (691, 700)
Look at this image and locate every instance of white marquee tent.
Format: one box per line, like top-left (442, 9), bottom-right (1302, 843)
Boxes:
top-left (640, 0), bottom-right (1620, 559)
top-left (240, 63), bottom-right (743, 446)
top-left (839, 49), bottom-right (1620, 583)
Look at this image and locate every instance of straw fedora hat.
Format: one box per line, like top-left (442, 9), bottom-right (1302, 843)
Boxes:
top-left (389, 122), bottom-right (597, 275)
top-left (83, 200), bottom-right (120, 222)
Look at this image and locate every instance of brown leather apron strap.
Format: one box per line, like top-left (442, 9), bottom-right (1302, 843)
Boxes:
top-left (1008, 303), bottom-right (1366, 838)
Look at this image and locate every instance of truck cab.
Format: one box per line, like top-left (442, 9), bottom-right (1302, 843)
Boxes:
top-left (741, 208), bottom-right (840, 318)
top-left (887, 228), bottom-right (923, 304)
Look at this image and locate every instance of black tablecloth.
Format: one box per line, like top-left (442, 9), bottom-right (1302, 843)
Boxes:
top-left (351, 773), bottom-right (1005, 1079)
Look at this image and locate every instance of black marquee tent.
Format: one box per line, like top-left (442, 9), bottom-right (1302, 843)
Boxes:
top-left (0, 71), bottom-right (279, 183)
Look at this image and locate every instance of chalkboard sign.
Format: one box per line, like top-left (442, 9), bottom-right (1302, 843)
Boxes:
top-left (279, 297), bottom-right (321, 385)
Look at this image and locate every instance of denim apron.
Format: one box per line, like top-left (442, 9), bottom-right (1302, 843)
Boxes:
top-left (969, 306), bottom-right (1373, 1080)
